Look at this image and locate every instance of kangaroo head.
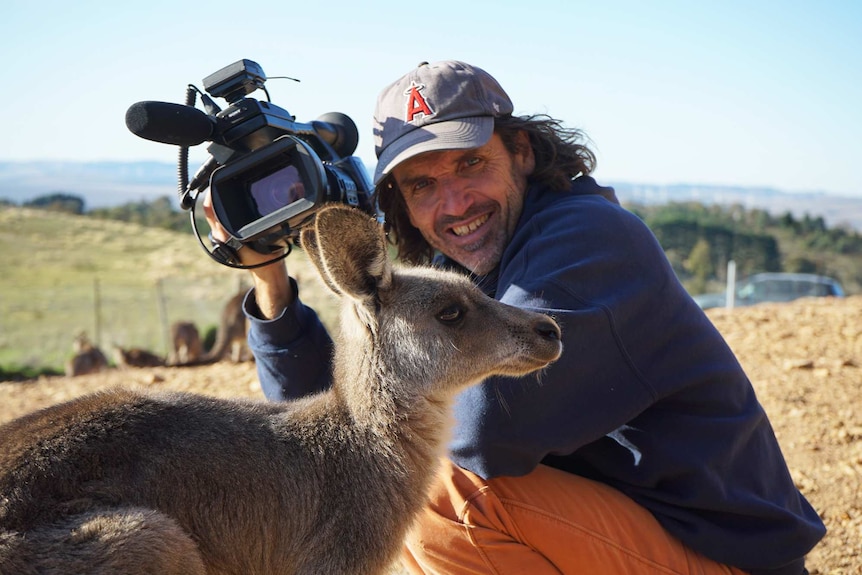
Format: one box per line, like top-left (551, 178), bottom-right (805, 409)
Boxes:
top-left (300, 204), bottom-right (562, 408)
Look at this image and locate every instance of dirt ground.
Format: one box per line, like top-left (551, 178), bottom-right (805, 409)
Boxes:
top-left (1, 296), bottom-right (860, 574)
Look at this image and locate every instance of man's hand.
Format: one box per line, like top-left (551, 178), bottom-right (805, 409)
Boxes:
top-left (202, 190), bottom-right (295, 319)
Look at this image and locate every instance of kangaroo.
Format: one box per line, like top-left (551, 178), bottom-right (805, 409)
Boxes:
top-left (0, 204), bottom-right (562, 575)
top-left (199, 291), bottom-right (251, 363)
top-left (63, 332), bottom-right (108, 377)
top-left (112, 344), bottom-right (166, 369)
top-left (168, 321), bottom-right (204, 365)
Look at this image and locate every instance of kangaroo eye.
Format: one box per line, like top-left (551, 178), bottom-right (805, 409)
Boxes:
top-left (437, 305), bottom-right (464, 324)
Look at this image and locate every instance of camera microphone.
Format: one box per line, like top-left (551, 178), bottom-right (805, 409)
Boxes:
top-left (125, 101), bottom-right (216, 147)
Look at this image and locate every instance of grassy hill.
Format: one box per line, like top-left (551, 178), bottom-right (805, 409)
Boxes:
top-left (4, 199), bottom-right (860, 376)
top-left (0, 206), bottom-right (339, 376)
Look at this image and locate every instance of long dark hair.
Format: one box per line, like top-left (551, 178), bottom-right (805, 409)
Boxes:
top-left (375, 114), bottom-right (596, 265)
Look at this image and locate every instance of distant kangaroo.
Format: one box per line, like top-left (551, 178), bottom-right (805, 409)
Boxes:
top-left (199, 290), bottom-right (250, 363)
top-left (0, 204), bottom-right (562, 575)
top-left (168, 321), bottom-right (203, 365)
top-left (112, 344), bottom-right (166, 369)
top-left (63, 332), bottom-right (108, 377)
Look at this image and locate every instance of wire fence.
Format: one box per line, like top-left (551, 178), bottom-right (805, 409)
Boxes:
top-left (1, 275), bottom-right (247, 372)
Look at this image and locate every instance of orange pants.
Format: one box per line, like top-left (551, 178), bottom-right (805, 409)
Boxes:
top-left (402, 461), bottom-right (749, 575)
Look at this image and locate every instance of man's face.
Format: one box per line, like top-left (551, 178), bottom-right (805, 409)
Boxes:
top-left (391, 132), bottom-right (535, 275)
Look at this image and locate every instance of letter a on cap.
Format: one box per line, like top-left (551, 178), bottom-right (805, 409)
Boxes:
top-left (404, 81), bottom-right (434, 122)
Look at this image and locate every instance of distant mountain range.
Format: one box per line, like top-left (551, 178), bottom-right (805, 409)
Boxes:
top-left (0, 161), bottom-right (181, 208)
top-left (2, 160), bottom-right (861, 231)
top-left (610, 181), bottom-right (862, 232)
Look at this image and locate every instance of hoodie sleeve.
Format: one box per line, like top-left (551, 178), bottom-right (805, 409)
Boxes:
top-left (242, 279), bottom-right (334, 401)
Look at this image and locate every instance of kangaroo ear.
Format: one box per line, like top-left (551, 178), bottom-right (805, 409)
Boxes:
top-left (306, 204), bottom-right (391, 300)
top-left (299, 225), bottom-right (344, 296)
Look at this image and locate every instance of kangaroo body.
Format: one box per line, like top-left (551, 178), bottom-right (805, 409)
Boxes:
top-left (168, 321), bottom-right (203, 365)
top-left (0, 205), bottom-right (562, 575)
top-left (201, 292), bottom-right (250, 363)
top-left (63, 333), bottom-right (108, 377)
top-left (112, 345), bottom-right (166, 368)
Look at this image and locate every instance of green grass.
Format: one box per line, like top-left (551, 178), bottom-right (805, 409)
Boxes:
top-left (0, 207), bottom-right (339, 375)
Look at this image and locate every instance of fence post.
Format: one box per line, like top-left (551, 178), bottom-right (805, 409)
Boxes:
top-left (156, 278), bottom-right (170, 356)
top-left (726, 260), bottom-right (736, 310)
top-left (93, 277), bottom-right (102, 346)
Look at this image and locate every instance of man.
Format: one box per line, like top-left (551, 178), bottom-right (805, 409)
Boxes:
top-left (205, 60), bottom-right (824, 574)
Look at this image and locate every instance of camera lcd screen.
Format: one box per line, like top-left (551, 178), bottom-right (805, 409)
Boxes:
top-left (249, 165), bottom-right (306, 217)
top-left (210, 135), bottom-right (327, 241)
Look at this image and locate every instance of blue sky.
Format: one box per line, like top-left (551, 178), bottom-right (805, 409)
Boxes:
top-left (3, 0), bottom-right (860, 196)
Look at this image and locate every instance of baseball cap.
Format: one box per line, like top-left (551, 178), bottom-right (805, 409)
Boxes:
top-left (372, 60), bottom-right (514, 184)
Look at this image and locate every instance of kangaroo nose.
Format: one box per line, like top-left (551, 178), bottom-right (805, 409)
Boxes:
top-left (535, 318), bottom-right (561, 341)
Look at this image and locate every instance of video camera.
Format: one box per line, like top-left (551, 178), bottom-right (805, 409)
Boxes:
top-left (125, 59), bottom-right (376, 266)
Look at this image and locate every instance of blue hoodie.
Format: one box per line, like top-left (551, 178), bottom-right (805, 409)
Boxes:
top-left (245, 176), bottom-right (825, 575)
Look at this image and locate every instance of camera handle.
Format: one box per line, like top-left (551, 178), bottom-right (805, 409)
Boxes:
top-left (207, 233), bottom-right (245, 266)
top-left (185, 199), bottom-right (291, 270)
top-left (206, 235), bottom-right (291, 270)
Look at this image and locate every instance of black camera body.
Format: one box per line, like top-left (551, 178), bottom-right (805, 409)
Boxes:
top-left (126, 59), bottom-right (375, 259)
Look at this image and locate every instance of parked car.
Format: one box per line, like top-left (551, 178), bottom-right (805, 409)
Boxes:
top-left (693, 272), bottom-right (845, 310)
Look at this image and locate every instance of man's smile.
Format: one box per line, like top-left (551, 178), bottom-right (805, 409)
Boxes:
top-left (452, 213), bottom-right (491, 237)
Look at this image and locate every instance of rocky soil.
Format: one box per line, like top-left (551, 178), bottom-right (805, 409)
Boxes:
top-left (1, 296), bottom-right (860, 574)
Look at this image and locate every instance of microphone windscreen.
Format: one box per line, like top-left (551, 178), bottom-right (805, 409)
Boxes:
top-left (125, 101), bottom-right (214, 147)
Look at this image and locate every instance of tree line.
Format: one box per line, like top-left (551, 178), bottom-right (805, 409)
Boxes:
top-left (7, 192), bottom-right (862, 295)
top-left (7, 193), bottom-right (195, 233)
top-left (630, 202), bottom-right (862, 294)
